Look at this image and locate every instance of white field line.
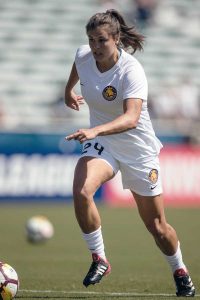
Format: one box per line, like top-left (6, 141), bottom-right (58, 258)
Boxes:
top-left (19, 289), bottom-right (200, 297)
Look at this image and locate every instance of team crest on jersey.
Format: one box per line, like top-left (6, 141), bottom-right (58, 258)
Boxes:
top-left (148, 169), bottom-right (158, 184)
top-left (102, 86), bottom-right (117, 101)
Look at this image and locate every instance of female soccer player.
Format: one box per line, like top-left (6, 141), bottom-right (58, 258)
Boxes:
top-left (65, 9), bottom-right (195, 297)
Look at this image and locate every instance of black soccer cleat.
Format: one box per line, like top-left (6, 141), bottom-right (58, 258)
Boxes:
top-left (83, 253), bottom-right (111, 287)
top-left (174, 268), bottom-right (195, 297)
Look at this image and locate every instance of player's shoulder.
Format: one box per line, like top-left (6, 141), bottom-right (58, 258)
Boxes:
top-left (75, 45), bottom-right (92, 65)
top-left (121, 49), bottom-right (144, 72)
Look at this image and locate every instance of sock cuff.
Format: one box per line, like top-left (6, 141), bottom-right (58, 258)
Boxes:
top-left (82, 226), bottom-right (102, 239)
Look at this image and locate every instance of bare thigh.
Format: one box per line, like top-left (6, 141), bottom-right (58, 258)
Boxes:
top-left (73, 156), bottom-right (115, 196)
top-left (131, 192), bottom-right (166, 225)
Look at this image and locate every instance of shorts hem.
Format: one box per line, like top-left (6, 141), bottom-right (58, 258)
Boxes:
top-left (125, 186), bottom-right (163, 197)
top-left (81, 154), bottom-right (118, 174)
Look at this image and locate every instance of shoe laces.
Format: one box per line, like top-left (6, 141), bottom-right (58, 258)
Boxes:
top-left (88, 253), bottom-right (107, 275)
top-left (92, 253), bottom-right (101, 262)
top-left (174, 268), bottom-right (188, 277)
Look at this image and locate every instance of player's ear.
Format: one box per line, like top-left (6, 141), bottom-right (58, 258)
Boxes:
top-left (114, 34), bottom-right (120, 46)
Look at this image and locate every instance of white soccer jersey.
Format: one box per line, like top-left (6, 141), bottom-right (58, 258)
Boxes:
top-left (75, 45), bottom-right (163, 164)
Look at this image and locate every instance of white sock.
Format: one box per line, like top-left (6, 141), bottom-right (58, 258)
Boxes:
top-left (82, 226), bottom-right (106, 260)
top-left (164, 241), bottom-right (187, 273)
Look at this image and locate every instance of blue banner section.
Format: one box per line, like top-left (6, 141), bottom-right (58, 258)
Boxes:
top-left (0, 132), bottom-right (81, 155)
top-left (0, 132), bottom-right (102, 201)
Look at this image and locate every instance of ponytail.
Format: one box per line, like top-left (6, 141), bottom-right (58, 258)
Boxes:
top-left (106, 9), bottom-right (144, 53)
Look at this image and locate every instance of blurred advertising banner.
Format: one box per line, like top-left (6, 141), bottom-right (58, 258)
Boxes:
top-left (1, 132), bottom-right (199, 206)
top-left (0, 132), bottom-right (102, 202)
top-left (0, 153), bottom-right (78, 200)
top-left (103, 145), bottom-right (200, 207)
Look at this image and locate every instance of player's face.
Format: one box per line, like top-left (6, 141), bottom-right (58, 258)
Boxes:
top-left (87, 25), bottom-right (119, 68)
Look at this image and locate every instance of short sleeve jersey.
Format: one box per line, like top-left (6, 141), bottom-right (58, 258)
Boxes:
top-left (75, 45), bottom-right (162, 163)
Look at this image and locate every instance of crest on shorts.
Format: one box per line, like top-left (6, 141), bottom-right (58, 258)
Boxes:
top-left (102, 86), bottom-right (117, 101)
top-left (148, 169), bottom-right (158, 184)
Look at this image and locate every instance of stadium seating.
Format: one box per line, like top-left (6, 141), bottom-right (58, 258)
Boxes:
top-left (0, 0), bottom-right (98, 129)
top-left (0, 0), bottom-right (199, 131)
top-left (136, 0), bottom-right (200, 90)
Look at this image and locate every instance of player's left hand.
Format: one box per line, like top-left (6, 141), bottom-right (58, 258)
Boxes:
top-left (65, 128), bottom-right (98, 143)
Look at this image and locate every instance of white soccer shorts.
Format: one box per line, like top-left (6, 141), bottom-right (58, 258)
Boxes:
top-left (81, 140), bottom-right (163, 196)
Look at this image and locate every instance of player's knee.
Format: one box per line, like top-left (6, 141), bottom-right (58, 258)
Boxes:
top-left (73, 182), bottom-right (94, 202)
top-left (145, 218), bottom-right (167, 239)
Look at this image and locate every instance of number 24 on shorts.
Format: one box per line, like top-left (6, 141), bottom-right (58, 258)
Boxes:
top-left (82, 142), bottom-right (104, 155)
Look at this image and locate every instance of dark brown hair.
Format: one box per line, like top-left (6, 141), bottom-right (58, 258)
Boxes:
top-left (86, 9), bottom-right (144, 53)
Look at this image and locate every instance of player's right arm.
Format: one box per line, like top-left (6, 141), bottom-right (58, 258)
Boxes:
top-left (65, 62), bottom-right (84, 111)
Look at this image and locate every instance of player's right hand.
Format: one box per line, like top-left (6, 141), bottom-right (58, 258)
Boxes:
top-left (65, 91), bottom-right (84, 111)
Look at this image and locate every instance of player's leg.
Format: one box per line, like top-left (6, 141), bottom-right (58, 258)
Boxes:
top-left (73, 156), bottom-right (114, 287)
top-left (132, 192), bottom-right (195, 297)
top-left (132, 192), bottom-right (177, 254)
top-left (73, 156), bottom-right (114, 233)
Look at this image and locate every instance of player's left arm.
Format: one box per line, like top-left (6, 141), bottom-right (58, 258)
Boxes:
top-left (95, 97), bottom-right (143, 135)
top-left (66, 98), bottom-right (143, 143)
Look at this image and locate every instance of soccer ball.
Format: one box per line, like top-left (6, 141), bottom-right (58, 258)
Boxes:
top-left (26, 215), bottom-right (54, 243)
top-left (0, 262), bottom-right (19, 300)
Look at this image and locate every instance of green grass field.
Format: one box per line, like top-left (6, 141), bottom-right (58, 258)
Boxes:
top-left (0, 203), bottom-right (199, 300)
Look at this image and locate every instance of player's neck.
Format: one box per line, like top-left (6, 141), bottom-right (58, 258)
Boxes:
top-left (96, 49), bottom-right (120, 73)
